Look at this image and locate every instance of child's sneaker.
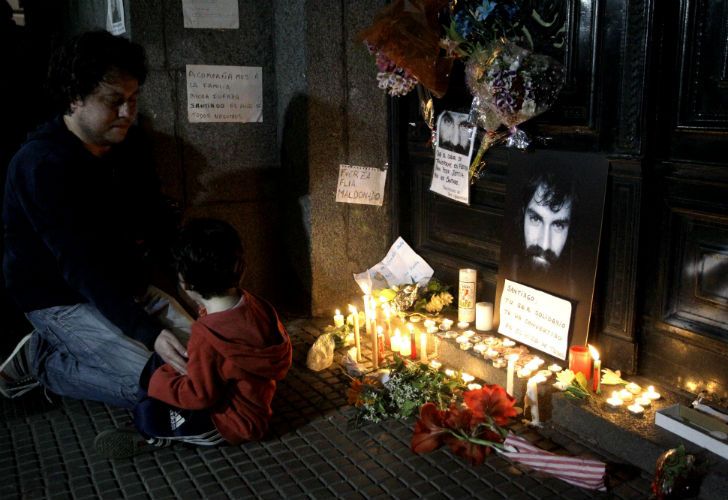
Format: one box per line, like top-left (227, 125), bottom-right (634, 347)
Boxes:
top-left (0, 333), bottom-right (40, 398)
top-left (94, 428), bottom-right (171, 459)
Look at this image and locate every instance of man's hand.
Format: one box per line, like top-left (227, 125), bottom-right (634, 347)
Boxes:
top-left (154, 329), bottom-right (188, 374)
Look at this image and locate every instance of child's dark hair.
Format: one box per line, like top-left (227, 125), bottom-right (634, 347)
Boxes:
top-left (48, 30), bottom-right (147, 114)
top-left (172, 219), bottom-right (245, 300)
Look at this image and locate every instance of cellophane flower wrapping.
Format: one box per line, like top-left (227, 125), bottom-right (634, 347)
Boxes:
top-left (358, 0), bottom-right (453, 97)
top-left (465, 41), bottom-right (566, 144)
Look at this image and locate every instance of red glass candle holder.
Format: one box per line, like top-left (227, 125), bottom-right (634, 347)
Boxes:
top-left (569, 345), bottom-right (592, 380)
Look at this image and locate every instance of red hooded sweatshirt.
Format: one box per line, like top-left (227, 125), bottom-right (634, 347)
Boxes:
top-left (148, 291), bottom-right (292, 444)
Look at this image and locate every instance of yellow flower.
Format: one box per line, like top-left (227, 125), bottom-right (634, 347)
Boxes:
top-left (556, 369), bottom-right (575, 386)
top-left (600, 368), bottom-right (627, 385)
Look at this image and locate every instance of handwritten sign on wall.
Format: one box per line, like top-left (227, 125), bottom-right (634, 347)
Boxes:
top-left (429, 148), bottom-right (470, 204)
top-left (335, 164), bottom-right (387, 206)
top-left (498, 279), bottom-right (572, 360)
top-left (186, 65), bottom-right (262, 123)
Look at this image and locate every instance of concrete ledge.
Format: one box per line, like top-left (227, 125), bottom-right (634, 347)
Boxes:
top-left (548, 391), bottom-right (728, 499)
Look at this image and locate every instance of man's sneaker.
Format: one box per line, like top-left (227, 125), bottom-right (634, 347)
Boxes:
top-left (94, 428), bottom-right (171, 459)
top-left (0, 333), bottom-right (40, 398)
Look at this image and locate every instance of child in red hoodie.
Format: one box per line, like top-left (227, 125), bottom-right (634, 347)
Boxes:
top-left (95, 219), bottom-right (292, 458)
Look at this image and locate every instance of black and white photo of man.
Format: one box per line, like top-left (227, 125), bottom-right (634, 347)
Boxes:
top-left (520, 170), bottom-right (576, 274)
top-left (437, 111), bottom-right (473, 156)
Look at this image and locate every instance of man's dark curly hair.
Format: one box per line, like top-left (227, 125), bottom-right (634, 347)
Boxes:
top-left (48, 30), bottom-right (147, 114)
top-left (172, 219), bottom-right (246, 300)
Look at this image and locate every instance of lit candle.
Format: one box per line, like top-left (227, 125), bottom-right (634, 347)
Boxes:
top-left (568, 345), bottom-right (591, 380)
top-left (420, 332), bottom-right (428, 363)
top-left (635, 396), bottom-right (651, 407)
top-left (475, 302), bottom-right (493, 331)
top-left (455, 335), bottom-right (470, 344)
top-left (467, 383), bottom-right (482, 391)
top-left (537, 369), bottom-right (553, 379)
top-left (627, 403), bottom-right (644, 416)
top-left (372, 325), bottom-right (382, 369)
top-left (407, 323), bottom-right (417, 360)
top-left (625, 382), bottom-right (642, 395)
top-left (390, 328), bottom-right (401, 353)
top-left (492, 358), bottom-right (507, 368)
top-left (429, 360), bottom-right (442, 370)
top-left (423, 319), bottom-right (436, 329)
top-left (348, 305), bottom-right (361, 362)
top-left (444, 368), bottom-right (455, 378)
top-left (383, 303), bottom-right (393, 348)
top-left (400, 327), bottom-right (412, 357)
top-left (440, 319), bottom-right (453, 331)
top-left (457, 321), bottom-right (470, 330)
top-left (461, 373), bottom-right (475, 383)
top-left (589, 345), bottom-right (601, 394)
top-left (548, 364), bottom-right (563, 373)
top-left (644, 386), bottom-right (661, 400)
top-left (473, 343), bottom-right (487, 355)
top-left (333, 309), bottom-right (344, 328)
top-left (502, 339), bottom-right (516, 347)
top-left (517, 368), bottom-right (533, 379)
top-left (606, 391), bottom-right (623, 409)
top-left (458, 268), bottom-right (477, 322)
top-left (506, 354), bottom-right (519, 396)
top-left (527, 374), bottom-right (547, 425)
top-left (618, 389), bottom-right (634, 403)
top-left (459, 341), bottom-right (473, 351)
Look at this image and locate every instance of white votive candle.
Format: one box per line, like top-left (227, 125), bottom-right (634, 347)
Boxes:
top-left (334, 309), bottom-right (344, 328)
top-left (390, 328), bottom-right (401, 353)
top-left (423, 319), bottom-right (436, 329)
top-left (444, 368), bottom-right (456, 378)
top-left (635, 396), bottom-right (651, 407)
top-left (502, 339), bottom-right (516, 347)
top-left (461, 373), bottom-right (475, 383)
top-left (627, 403), bottom-right (644, 416)
top-left (429, 360), bottom-right (442, 370)
top-left (475, 302), bottom-right (493, 331)
top-left (548, 364), bottom-right (563, 373)
top-left (644, 386), bottom-right (661, 400)
top-left (467, 383), bottom-right (482, 391)
top-left (625, 382), bottom-right (642, 395)
top-left (440, 319), bottom-right (453, 331)
top-left (473, 343), bottom-right (487, 354)
top-left (618, 389), bottom-right (634, 403)
top-left (457, 321), bottom-right (470, 330)
top-left (606, 391), bottom-right (623, 409)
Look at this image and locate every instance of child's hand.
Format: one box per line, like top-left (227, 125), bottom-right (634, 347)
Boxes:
top-left (154, 329), bottom-right (189, 374)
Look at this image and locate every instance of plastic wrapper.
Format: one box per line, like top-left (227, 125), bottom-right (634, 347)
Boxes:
top-left (464, 41), bottom-right (566, 181)
top-left (358, 0), bottom-right (453, 98)
top-left (306, 333), bottom-right (335, 372)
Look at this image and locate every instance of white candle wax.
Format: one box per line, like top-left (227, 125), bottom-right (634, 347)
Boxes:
top-left (457, 321), bottom-right (470, 330)
top-left (458, 268), bottom-right (477, 322)
top-left (440, 319), bottom-right (453, 331)
top-left (548, 364), bottom-right (563, 373)
top-left (461, 373), bottom-right (475, 383)
top-left (334, 309), bottom-right (344, 328)
top-left (400, 329), bottom-right (411, 357)
top-left (473, 343), bottom-right (487, 354)
top-left (527, 374), bottom-right (547, 425)
top-left (625, 382), bottom-right (642, 395)
top-left (635, 396), bottom-right (651, 407)
top-left (444, 368), bottom-right (455, 378)
top-left (348, 305), bottom-right (361, 362)
top-left (429, 360), bottom-right (442, 370)
top-left (502, 339), bottom-right (516, 347)
top-left (475, 302), bottom-right (494, 331)
top-left (467, 383), bottom-right (482, 391)
top-left (506, 354), bottom-right (519, 396)
top-left (420, 332), bottom-right (428, 363)
top-left (423, 319), bottom-right (436, 329)
top-left (618, 389), bottom-right (634, 402)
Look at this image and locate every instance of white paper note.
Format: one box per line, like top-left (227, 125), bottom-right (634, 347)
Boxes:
top-left (498, 279), bottom-right (572, 360)
top-left (186, 65), bottom-right (262, 123)
top-left (353, 237), bottom-right (434, 292)
top-left (106, 0), bottom-right (126, 35)
top-left (335, 164), bottom-right (387, 206)
top-left (429, 111), bottom-right (475, 205)
top-left (182, 0), bottom-right (239, 29)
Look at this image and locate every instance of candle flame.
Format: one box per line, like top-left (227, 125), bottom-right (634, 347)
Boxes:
top-left (407, 323), bottom-right (414, 332)
top-left (335, 309), bottom-right (340, 315)
top-left (377, 325), bottom-right (383, 333)
top-left (348, 304), bottom-right (357, 314)
top-left (588, 344), bottom-right (599, 360)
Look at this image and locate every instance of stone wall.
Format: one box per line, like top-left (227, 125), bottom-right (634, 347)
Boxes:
top-left (59, 0), bottom-right (393, 316)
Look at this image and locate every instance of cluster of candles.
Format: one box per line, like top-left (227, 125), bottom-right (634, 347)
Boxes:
top-left (605, 383), bottom-right (662, 416)
top-left (568, 344), bottom-right (603, 392)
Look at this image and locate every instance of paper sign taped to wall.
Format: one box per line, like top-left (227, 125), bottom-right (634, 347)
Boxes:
top-left (498, 279), bottom-right (572, 360)
top-left (182, 0), bottom-right (239, 29)
top-left (429, 111), bottom-right (475, 205)
top-left (335, 164), bottom-right (387, 206)
top-left (353, 237), bottom-right (434, 292)
top-left (186, 65), bottom-right (262, 123)
top-left (106, 0), bottom-right (126, 35)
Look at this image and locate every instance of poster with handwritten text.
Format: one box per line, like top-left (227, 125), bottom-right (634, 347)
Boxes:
top-left (498, 279), bottom-right (572, 360)
top-left (335, 164), bottom-right (387, 206)
top-left (186, 65), bottom-right (262, 123)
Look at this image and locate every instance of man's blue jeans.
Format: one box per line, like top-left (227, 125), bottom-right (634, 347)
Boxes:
top-left (25, 287), bottom-right (192, 409)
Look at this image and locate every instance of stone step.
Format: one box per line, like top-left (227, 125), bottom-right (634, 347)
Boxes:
top-left (547, 389), bottom-right (728, 500)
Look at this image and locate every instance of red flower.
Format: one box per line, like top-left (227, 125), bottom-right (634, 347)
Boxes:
top-left (347, 379), bottom-right (364, 406)
top-left (446, 432), bottom-right (491, 465)
top-left (411, 403), bottom-right (450, 454)
top-left (463, 384), bottom-right (517, 426)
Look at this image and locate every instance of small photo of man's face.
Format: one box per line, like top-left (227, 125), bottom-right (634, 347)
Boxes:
top-left (523, 184), bottom-right (572, 271)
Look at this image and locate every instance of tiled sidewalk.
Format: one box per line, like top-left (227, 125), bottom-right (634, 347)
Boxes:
top-left (0, 319), bottom-right (652, 499)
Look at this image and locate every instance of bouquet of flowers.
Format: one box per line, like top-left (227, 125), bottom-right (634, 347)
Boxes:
top-left (374, 279), bottom-right (454, 315)
top-left (347, 357), bottom-right (464, 426)
top-left (411, 384), bottom-right (517, 464)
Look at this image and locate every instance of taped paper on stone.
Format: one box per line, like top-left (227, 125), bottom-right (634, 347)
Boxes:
top-left (335, 164), bottom-right (387, 206)
top-left (186, 65), bottom-right (262, 123)
top-left (183, 0), bottom-right (239, 29)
